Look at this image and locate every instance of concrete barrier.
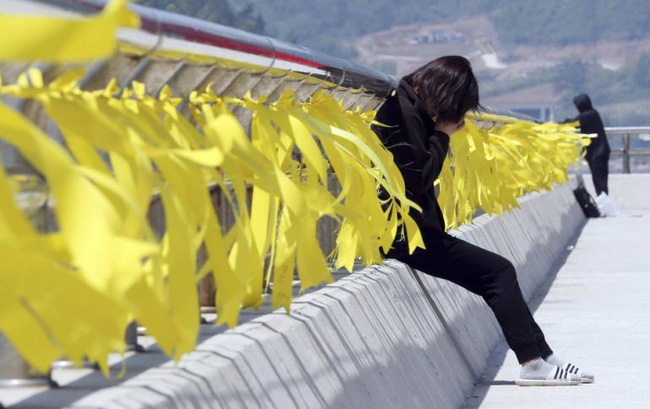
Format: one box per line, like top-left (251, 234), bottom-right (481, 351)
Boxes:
top-left (3, 181), bottom-right (585, 409)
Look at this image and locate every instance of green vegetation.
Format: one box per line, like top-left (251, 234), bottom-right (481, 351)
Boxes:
top-left (135, 0), bottom-right (650, 125)
top-left (480, 55), bottom-right (650, 125)
top-left (241, 0), bottom-right (650, 58)
top-left (237, 0), bottom-right (493, 58)
top-left (136, 0), bottom-right (498, 57)
top-left (135, 0), bottom-right (265, 35)
top-left (493, 0), bottom-right (650, 46)
top-left (541, 58), bottom-right (650, 124)
top-left (136, 0), bottom-right (650, 59)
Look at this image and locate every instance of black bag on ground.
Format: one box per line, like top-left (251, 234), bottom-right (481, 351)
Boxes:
top-left (573, 175), bottom-right (600, 218)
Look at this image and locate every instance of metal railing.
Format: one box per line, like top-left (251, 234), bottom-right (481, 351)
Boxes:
top-left (604, 127), bottom-right (650, 174)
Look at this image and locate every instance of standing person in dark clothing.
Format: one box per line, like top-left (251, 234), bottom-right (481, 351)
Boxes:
top-left (567, 94), bottom-right (611, 196)
top-left (374, 56), bottom-right (593, 386)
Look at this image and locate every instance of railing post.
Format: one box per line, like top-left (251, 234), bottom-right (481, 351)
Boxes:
top-left (623, 133), bottom-right (631, 174)
top-left (0, 170), bottom-right (54, 388)
top-left (0, 334), bottom-right (52, 388)
top-left (125, 321), bottom-right (145, 353)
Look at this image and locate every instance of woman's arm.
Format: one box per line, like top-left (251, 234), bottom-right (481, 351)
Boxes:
top-left (386, 106), bottom-right (450, 195)
top-left (561, 114), bottom-right (582, 126)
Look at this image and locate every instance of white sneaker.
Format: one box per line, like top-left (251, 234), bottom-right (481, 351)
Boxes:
top-left (595, 193), bottom-right (619, 217)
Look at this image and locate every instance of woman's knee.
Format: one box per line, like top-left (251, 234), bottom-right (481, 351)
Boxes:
top-left (489, 260), bottom-right (518, 290)
top-left (481, 261), bottom-right (519, 306)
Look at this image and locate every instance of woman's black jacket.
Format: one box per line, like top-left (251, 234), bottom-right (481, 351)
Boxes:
top-left (567, 94), bottom-right (611, 161)
top-left (372, 79), bottom-right (450, 233)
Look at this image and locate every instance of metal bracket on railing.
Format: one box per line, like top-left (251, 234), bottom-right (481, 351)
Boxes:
top-left (336, 58), bottom-right (350, 90)
top-left (261, 35), bottom-right (278, 75)
top-left (141, 8), bottom-right (164, 58)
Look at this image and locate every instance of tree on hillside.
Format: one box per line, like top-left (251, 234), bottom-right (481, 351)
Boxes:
top-left (136, 0), bottom-right (266, 35)
top-left (634, 54), bottom-right (650, 89)
top-left (136, 0), bottom-right (650, 62)
top-left (553, 60), bottom-right (589, 96)
top-left (241, 0), bottom-right (650, 58)
top-left (493, 0), bottom-right (650, 46)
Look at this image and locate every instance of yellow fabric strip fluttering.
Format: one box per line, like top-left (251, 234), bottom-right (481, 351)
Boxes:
top-left (0, 0), bottom-right (589, 376)
top-left (0, 0), bottom-right (139, 62)
top-left (189, 88), bottom-right (423, 314)
top-left (439, 113), bottom-right (588, 229)
top-left (0, 70), bottom-right (421, 373)
top-left (0, 68), bottom-right (587, 374)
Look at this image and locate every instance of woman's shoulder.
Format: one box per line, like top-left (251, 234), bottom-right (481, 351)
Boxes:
top-left (376, 94), bottom-right (423, 126)
top-left (375, 93), bottom-right (401, 118)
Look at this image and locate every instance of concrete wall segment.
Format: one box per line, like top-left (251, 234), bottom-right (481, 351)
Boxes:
top-left (4, 181), bottom-right (586, 409)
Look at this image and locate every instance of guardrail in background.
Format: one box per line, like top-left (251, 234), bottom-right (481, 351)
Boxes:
top-left (605, 127), bottom-right (650, 174)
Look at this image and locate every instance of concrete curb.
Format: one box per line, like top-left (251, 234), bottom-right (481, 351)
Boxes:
top-left (6, 182), bottom-right (585, 409)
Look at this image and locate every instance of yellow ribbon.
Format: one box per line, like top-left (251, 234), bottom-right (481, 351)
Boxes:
top-left (0, 0), bottom-right (139, 62)
top-left (0, 0), bottom-right (588, 372)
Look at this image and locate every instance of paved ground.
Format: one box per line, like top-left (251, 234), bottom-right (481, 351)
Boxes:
top-left (463, 208), bottom-right (650, 408)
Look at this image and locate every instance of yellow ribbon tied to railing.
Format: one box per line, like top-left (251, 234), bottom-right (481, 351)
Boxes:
top-left (0, 0), bottom-right (589, 376)
top-left (0, 0), bottom-right (139, 62)
top-left (0, 67), bottom-right (422, 373)
top-left (439, 113), bottom-right (588, 229)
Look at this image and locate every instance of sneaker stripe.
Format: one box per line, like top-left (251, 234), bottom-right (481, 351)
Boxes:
top-left (554, 366), bottom-right (560, 379)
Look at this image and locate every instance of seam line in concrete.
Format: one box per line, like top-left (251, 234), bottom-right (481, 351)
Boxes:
top-left (406, 265), bottom-right (478, 380)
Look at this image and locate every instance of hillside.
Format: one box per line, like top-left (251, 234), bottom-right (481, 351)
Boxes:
top-left (240, 0), bottom-right (650, 58)
top-left (136, 0), bottom-right (265, 34)
top-left (135, 0), bottom-right (650, 126)
top-left (353, 16), bottom-right (650, 125)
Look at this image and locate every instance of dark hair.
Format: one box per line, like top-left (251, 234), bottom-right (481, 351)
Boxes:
top-left (403, 55), bottom-right (480, 123)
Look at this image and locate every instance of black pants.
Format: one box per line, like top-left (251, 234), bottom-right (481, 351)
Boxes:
top-left (387, 229), bottom-right (553, 364)
top-left (588, 151), bottom-right (610, 196)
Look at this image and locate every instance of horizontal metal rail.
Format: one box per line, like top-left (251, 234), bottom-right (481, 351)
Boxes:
top-left (604, 127), bottom-right (650, 173)
top-left (29, 0), bottom-right (396, 97)
top-left (14, 0), bottom-right (533, 122)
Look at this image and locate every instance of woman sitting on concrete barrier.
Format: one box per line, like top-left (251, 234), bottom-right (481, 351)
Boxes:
top-left (374, 55), bottom-right (594, 386)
